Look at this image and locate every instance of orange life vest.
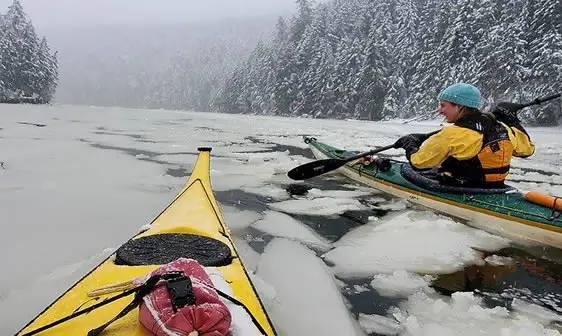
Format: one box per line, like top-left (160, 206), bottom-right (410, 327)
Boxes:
top-left (439, 111), bottom-right (513, 187)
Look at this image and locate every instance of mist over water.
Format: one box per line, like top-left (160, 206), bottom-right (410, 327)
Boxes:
top-left (1, 0), bottom-right (299, 108)
top-left (1, 0), bottom-right (297, 27)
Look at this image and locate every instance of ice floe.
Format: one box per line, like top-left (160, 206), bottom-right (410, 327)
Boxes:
top-left (392, 291), bottom-right (562, 336)
top-left (232, 236), bottom-right (261, 272)
top-left (323, 211), bottom-right (511, 277)
top-left (251, 210), bottom-right (332, 251)
top-left (255, 238), bottom-right (365, 336)
top-left (219, 204), bottom-right (262, 232)
top-left (306, 188), bottom-right (375, 199)
top-left (241, 184), bottom-right (291, 201)
top-left (358, 313), bottom-right (403, 335)
top-left (370, 270), bottom-right (435, 298)
top-left (269, 196), bottom-right (366, 216)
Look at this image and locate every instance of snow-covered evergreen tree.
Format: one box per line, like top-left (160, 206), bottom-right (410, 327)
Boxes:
top-left (213, 0), bottom-right (562, 125)
top-left (35, 37), bottom-right (59, 102)
top-left (524, 0), bottom-right (562, 124)
top-left (0, 0), bottom-right (58, 103)
top-left (0, 11), bottom-right (6, 94)
top-left (406, 0), bottom-right (449, 115)
top-left (353, 2), bottom-right (391, 120)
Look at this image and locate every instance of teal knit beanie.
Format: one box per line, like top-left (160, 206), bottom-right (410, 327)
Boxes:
top-left (438, 83), bottom-right (482, 109)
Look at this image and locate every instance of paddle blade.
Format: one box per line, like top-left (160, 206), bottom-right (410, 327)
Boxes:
top-left (287, 158), bottom-right (346, 180)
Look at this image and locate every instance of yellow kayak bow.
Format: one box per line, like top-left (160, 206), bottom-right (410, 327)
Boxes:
top-left (17, 147), bottom-right (276, 336)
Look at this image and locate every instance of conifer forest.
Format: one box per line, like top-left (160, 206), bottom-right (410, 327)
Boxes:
top-left (2, 0), bottom-right (561, 125)
top-left (0, 0), bottom-right (59, 104)
top-left (214, 0), bottom-right (562, 125)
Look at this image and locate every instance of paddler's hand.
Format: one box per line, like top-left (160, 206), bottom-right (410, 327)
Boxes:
top-left (394, 133), bottom-right (428, 148)
top-left (394, 134), bottom-right (424, 160)
top-left (491, 102), bottom-right (524, 126)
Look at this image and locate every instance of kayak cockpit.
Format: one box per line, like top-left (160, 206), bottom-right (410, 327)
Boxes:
top-left (400, 163), bottom-right (517, 194)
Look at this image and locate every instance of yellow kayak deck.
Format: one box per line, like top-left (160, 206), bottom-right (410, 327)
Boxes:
top-left (17, 147), bottom-right (276, 336)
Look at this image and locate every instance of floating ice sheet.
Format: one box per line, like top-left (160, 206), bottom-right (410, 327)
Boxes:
top-left (219, 204), bottom-right (262, 232)
top-left (358, 313), bottom-right (403, 335)
top-left (392, 291), bottom-right (562, 336)
top-left (232, 237), bottom-right (261, 272)
top-left (370, 270), bottom-right (435, 298)
top-left (252, 210), bottom-right (332, 251)
top-left (269, 197), bottom-right (365, 216)
top-left (241, 184), bottom-right (291, 201)
top-left (323, 211), bottom-right (510, 277)
top-left (306, 188), bottom-right (374, 199)
top-left (511, 298), bottom-right (562, 325)
top-left (256, 238), bottom-right (365, 336)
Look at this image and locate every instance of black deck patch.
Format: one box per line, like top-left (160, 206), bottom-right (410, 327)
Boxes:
top-left (115, 233), bottom-right (233, 266)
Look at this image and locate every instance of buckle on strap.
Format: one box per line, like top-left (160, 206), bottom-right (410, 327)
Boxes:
top-left (166, 275), bottom-right (197, 312)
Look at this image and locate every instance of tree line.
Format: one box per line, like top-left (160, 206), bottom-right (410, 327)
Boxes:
top-left (212, 0), bottom-right (562, 125)
top-left (0, 0), bottom-right (58, 104)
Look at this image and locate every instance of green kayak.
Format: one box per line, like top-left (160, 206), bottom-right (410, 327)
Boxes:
top-left (302, 136), bottom-right (562, 250)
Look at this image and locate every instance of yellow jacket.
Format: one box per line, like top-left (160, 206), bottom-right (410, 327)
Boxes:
top-left (409, 123), bottom-right (535, 170)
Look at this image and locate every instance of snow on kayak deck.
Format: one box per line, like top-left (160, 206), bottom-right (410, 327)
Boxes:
top-left (323, 210), bottom-right (511, 277)
top-left (205, 267), bottom-right (264, 336)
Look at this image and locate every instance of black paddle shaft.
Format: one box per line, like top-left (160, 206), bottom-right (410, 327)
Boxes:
top-left (287, 143), bottom-right (397, 180)
top-left (520, 93), bottom-right (561, 108)
top-left (339, 143), bottom-right (397, 162)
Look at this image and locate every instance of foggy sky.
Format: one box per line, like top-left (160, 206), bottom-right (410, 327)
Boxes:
top-left (0, 0), bottom-right (297, 27)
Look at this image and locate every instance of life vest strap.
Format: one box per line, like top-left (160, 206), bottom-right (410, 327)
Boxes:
top-left (482, 166), bottom-right (510, 174)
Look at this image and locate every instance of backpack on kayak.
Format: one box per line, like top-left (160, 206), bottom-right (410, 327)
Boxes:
top-left (138, 258), bottom-right (232, 336)
top-left (89, 258), bottom-right (232, 336)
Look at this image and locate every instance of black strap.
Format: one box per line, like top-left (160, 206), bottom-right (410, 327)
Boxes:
top-left (19, 272), bottom-right (182, 336)
top-left (20, 287), bottom-right (137, 336)
top-left (21, 271), bottom-right (268, 336)
top-left (212, 286), bottom-right (268, 336)
top-left (482, 166), bottom-right (510, 174)
top-left (88, 273), bottom-right (182, 336)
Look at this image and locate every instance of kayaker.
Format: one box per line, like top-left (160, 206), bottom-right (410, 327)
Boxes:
top-left (394, 83), bottom-right (535, 188)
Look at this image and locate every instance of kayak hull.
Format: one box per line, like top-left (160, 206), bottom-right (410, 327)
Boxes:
top-left (17, 148), bottom-right (276, 336)
top-left (306, 137), bottom-right (562, 250)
